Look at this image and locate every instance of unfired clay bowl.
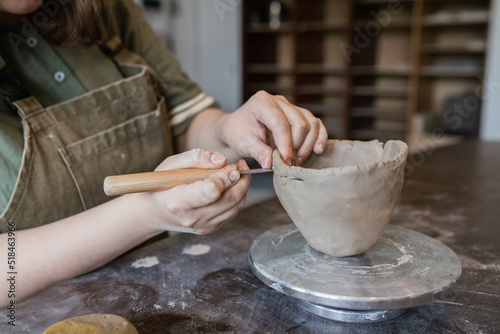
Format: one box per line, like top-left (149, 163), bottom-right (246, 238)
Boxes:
top-left (273, 139), bottom-right (408, 257)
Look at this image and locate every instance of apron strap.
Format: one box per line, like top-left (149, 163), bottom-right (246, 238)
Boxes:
top-left (99, 36), bottom-right (124, 57)
top-left (13, 96), bottom-right (44, 119)
top-left (99, 36), bottom-right (128, 78)
top-left (99, 36), bottom-right (169, 96)
top-left (100, 36), bottom-right (150, 67)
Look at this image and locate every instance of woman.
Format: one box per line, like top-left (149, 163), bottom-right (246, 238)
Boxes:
top-left (0, 0), bottom-right (327, 306)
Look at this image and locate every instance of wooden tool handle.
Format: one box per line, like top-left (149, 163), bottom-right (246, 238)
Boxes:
top-left (104, 164), bottom-right (238, 196)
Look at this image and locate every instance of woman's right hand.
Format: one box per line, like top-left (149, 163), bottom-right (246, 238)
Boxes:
top-left (136, 149), bottom-right (251, 235)
top-left (0, 149), bottom-right (249, 306)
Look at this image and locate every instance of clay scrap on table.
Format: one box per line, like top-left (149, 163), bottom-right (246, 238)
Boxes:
top-left (43, 314), bottom-right (138, 334)
top-left (273, 139), bottom-right (408, 257)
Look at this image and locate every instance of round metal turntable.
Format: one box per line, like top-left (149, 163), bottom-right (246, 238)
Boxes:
top-left (249, 224), bottom-right (461, 323)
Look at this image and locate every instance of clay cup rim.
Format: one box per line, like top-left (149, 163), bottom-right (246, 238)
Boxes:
top-left (272, 139), bottom-right (409, 178)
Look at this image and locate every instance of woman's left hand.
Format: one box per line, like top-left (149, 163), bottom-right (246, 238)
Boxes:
top-left (220, 91), bottom-right (328, 168)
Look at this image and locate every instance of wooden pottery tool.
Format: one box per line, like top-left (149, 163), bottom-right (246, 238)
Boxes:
top-left (103, 164), bottom-right (272, 196)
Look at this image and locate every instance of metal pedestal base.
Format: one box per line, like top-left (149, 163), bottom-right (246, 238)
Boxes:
top-left (297, 300), bottom-right (408, 323)
top-left (249, 224), bottom-right (462, 324)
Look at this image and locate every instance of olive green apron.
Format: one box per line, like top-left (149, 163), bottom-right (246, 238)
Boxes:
top-left (0, 37), bottom-right (173, 232)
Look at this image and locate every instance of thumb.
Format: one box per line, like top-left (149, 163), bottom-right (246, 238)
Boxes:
top-left (155, 149), bottom-right (227, 171)
top-left (253, 145), bottom-right (273, 169)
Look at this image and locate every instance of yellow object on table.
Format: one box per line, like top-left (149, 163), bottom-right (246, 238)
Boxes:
top-left (43, 314), bottom-right (138, 334)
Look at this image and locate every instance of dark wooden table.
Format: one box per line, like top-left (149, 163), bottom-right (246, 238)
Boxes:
top-left (2, 141), bottom-right (500, 333)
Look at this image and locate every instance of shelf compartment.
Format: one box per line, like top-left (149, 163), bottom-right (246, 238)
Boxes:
top-left (350, 107), bottom-right (407, 121)
top-left (296, 85), bottom-right (343, 95)
top-left (351, 86), bottom-right (409, 98)
top-left (297, 20), bottom-right (347, 33)
top-left (373, 120), bottom-right (407, 132)
top-left (301, 103), bottom-right (344, 116)
top-left (296, 64), bottom-right (345, 75)
top-left (246, 23), bottom-right (294, 34)
top-left (356, 0), bottom-right (413, 5)
top-left (246, 83), bottom-right (293, 95)
top-left (353, 17), bottom-right (412, 29)
top-left (321, 116), bottom-right (344, 138)
top-left (246, 64), bottom-right (294, 74)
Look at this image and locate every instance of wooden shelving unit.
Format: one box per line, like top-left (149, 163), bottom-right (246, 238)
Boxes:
top-left (242, 0), bottom-right (490, 149)
top-left (409, 0), bottom-right (489, 149)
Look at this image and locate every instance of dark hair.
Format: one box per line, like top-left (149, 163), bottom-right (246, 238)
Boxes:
top-left (40, 0), bottom-right (109, 46)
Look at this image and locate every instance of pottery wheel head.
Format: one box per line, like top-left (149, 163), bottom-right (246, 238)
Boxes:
top-left (272, 139), bottom-right (409, 257)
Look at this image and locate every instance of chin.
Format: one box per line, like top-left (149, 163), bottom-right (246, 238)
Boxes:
top-left (3, 0), bottom-right (44, 15)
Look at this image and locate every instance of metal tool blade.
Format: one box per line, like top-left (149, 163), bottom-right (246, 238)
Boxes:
top-left (239, 168), bottom-right (273, 175)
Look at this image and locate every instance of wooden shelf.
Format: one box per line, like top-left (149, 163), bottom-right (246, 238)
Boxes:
top-left (246, 83), bottom-right (292, 95)
top-left (322, 116), bottom-right (344, 137)
top-left (420, 66), bottom-right (483, 78)
top-left (353, 17), bottom-right (412, 29)
top-left (421, 43), bottom-right (486, 55)
top-left (373, 120), bottom-right (407, 132)
top-left (297, 20), bottom-right (346, 33)
top-left (356, 0), bottom-right (413, 5)
top-left (297, 85), bottom-right (343, 95)
top-left (351, 65), bottom-right (410, 76)
top-left (350, 107), bottom-right (407, 121)
top-left (296, 64), bottom-right (345, 75)
top-left (301, 103), bottom-right (343, 116)
top-left (246, 63), bottom-right (293, 74)
top-left (246, 23), bottom-right (294, 34)
top-left (422, 13), bottom-right (489, 27)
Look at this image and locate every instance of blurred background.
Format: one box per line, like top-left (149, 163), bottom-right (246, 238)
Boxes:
top-left (135, 0), bottom-right (500, 152)
top-left (136, 0), bottom-right (243, 113)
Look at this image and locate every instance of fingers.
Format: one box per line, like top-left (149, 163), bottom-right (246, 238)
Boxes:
top-left (313, 121), bottom-right (328, 155)
top-left (155, 159), bottom-right (249, 233)
top-left (274, 97), bottom-right (310, 150)
top-left (292, 109), bottom-right (327, 164)
top-left (192, 199), bottom-right (242, 234)
top-left (236, 159), bottom-right (251, 173)
top-left (271, 94), bottom-right (328, 165)
top-left (274, 99), bottom-right (315, 164)
top-left (192, 160), bottom-right (251, 234)
top-left (155, 148), bottom-right (227, 171)
top-left (249, 91), bottom-right (329, 166)
top-left (251, 91), bottom-right (295, 167)
top-left (165, 167), bottom-right (239, 212)
top-left (243, 137), bottom-right (274, 169)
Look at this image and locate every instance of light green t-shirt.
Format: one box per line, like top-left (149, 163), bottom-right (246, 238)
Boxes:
top-left (0, 0), bottom-right (219, 214)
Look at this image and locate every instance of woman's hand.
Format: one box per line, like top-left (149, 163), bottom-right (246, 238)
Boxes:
top-left (220, 91), bottom-right (328, 168)
top-left (2, 149), bottom-right (250, 306)
top-left (138, 149), bottom-right (251, 234)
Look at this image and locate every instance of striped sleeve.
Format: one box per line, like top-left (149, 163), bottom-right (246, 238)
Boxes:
top-left (169, 92), bottom-right (215, 127)
top-left (168, 94), bottom-right (219, 137)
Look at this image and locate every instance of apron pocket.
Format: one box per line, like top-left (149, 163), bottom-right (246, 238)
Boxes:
top-left (58, 97), bottom-right (172, 210)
